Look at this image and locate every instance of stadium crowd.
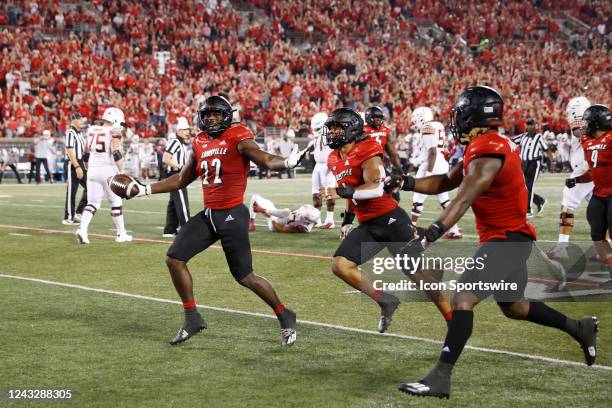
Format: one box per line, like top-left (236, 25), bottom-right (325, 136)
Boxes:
top-left (0, 0), bottom-right (609, 141)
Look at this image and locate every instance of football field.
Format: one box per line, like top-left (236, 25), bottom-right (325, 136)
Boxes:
top-left (1, 174), bottom-right (611, 407)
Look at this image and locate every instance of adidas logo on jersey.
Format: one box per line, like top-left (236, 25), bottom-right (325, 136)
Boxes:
top-left (388, 218), bottom-right (396, 225)
top-left (220, 140), bottom-right (227, 146)
top-left (225, 214), bottom-right (234, 222)
top-left (345, 160), bottom-right (350, 165)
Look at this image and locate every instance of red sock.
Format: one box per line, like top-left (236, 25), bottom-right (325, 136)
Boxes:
top-left (274, 304), bottom-right (286, 315)
top-left (443, 309), bottom-right (453, 321)
top-left (183, 299), bottom-right (197, 310)
top-left (372, 290), bottom-right (383, 302)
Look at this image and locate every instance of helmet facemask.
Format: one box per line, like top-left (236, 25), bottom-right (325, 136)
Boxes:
top-left (324, 121), bottom-right (351, 149)
top-left (199, 109), bottom-right (231, 138)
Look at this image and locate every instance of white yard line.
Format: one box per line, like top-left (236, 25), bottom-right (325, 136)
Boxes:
top-left (0, 273), bottom-right (609, 371)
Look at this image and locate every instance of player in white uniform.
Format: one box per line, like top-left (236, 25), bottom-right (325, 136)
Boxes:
top-left (248, 194), bottom-right (320, 233)
top-left (75, 107), bottom-right (132, 244)
top-left (410, 107), bottom-right (462, 238)
top-left (138, 138), bottom-right (155, 180)
top-left (557, 133), bottom-right (571, 170)
top-left (547, 96), bottom-right (594, 259)
top-left (126, 135), bottom-right (141, 177)
top-left (309, 112), bottom-right (336, 228)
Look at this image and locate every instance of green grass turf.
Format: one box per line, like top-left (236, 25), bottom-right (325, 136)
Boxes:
top-left (0, 174), bottom-right (610, 407)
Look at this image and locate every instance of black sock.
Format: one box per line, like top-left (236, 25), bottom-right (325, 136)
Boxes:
top-left (184, 307), bottom-right (199, 317)
top-left (526, 301), bottom-right (576, 337)
top-left (440, 310), bottom-right (473, 365)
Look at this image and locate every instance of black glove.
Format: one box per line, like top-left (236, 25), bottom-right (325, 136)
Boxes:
top-left (383, 174), bottom-right (404, 194)
top-left (425, 222), bottom-right (447, 243)
top-left (565, 177), bottom-right (577, 189)
top-left (402, 174), bottom-right (415, 191)
top-left (336, 186), bottom-right (355, 199)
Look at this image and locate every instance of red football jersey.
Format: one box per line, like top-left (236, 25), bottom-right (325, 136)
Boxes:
top-left (581, 131), bottom-right (612, 198)
top-left (364, 124), bottom-right (391, 150)
top-left (327, 139), bottom-right (397, 223)
top-left (463, 131), bottom-right (537, 243)
top-left (192, 124), bottom-right (253, 209)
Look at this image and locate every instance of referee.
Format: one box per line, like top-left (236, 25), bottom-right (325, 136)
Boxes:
top-left (162, 117), bottom-right (191, 237)
top-left (512, 118), bottom-right (548, 217)
top-left (63, 113), bottom-right (88, 225)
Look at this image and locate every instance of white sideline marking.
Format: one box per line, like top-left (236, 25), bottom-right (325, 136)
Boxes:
top-left (0, 224), bottom-right (333, 260)
top-left (0, 273), bottom-right (609, 371)
top-left (8, 232), bottom-right (31, 237)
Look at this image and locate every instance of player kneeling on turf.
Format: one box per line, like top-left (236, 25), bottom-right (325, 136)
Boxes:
top-left (249, 194), bottom-right (320, 233)
top-left (109, 95), bottom-right (309, 347)
top-left (324, 108), bottom-right (453, 334)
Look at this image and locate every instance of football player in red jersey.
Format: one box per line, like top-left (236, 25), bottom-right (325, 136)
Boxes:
top-left (340, 106), bottom-right (403, 239)
top-left (111, 96), bottom-right (308, 347)
top-left (396, 86), bottom-right (599, 399)
top-left (325, 108), bottom-right (453, 333)
top-left (572, 104), bottom-right (612, 285)
top-left (364, 106), bottom-right (403, 172)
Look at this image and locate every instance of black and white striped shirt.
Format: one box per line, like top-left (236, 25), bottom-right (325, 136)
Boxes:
top-left (166, 138), bottom-right (187, 172)
top-left (512, 132), bottom-right (548, 161)
top-left (65, 126), bottom-right (85, 161)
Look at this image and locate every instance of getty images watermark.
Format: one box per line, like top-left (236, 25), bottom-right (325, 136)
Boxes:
top-left (371, 253), bottom-right (519, 293)
top-left (360, 241), bottom-right (612, 302)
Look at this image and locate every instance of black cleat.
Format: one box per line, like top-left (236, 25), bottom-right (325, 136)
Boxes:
top-left (536, 198), bottom-right (547, 215)
top-left (398, 381), bottom-right (450, 399)
top-left (399, 361), bottom-right (452, 399)
top-left (575, 316), bottom-right (599, 365)
top-left (378, 293), bottom-right (400, 333)
top-left (278, 308), bottom-right (297, 347)
top-left (169, 312), bottom-right (207, 346)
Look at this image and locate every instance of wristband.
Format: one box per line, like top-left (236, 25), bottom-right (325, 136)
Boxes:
top-left (402, 175), bottom-right (415, 191)
top-left (336, 186), bottom-right (355, 199)
top-left (425, 221), bottom-right (448, 243)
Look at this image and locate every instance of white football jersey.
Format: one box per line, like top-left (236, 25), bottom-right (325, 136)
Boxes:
top-left (86, 125), bottom-right (120, 167)
top-left (270, 211), bottom-right (315, 233)
top-left (313, 134), bottom-right (333, 164)
top-left (569, 136), bottom-right (589, 177)
top-left (418, 121), bottom-right (446, 165)
top-left (138, 143), bottom-right (154, 162)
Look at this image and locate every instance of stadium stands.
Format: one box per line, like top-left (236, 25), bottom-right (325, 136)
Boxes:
top-left (0, 0), bottom-right (609, 139)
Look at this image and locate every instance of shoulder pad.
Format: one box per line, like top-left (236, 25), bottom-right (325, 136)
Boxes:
top-left (354, 139), bottom-right (384, 160)
top-left (468, 132), bottom-right (512, 158)
top-left (225, 124), bottom-right (254, 143)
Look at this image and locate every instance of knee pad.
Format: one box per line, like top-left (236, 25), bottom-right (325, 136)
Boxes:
top-left (111, 206), bottom-right (123, 217)
top-left (559, 211), bottom-right (574, 227)
top-left (84, 204), bottom-right (98, 215)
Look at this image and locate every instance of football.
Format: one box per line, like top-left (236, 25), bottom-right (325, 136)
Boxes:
top-left (108, 174), bottom-right (140, 199)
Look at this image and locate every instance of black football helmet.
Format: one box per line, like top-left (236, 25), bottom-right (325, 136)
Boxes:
top-left (582, 104), bottom-right (611, 137)
top-left (325, 108), bottom-right (366, 149)
top-left (365, 106), bottom-right (384, 129)
top-left (449, 85), bottom-right (504, 145)
top-left (197, 95), bottom-right (235, 138)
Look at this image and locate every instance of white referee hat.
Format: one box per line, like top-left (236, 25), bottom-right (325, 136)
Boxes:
top-left (177, 117), bottom-right (190, 130)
